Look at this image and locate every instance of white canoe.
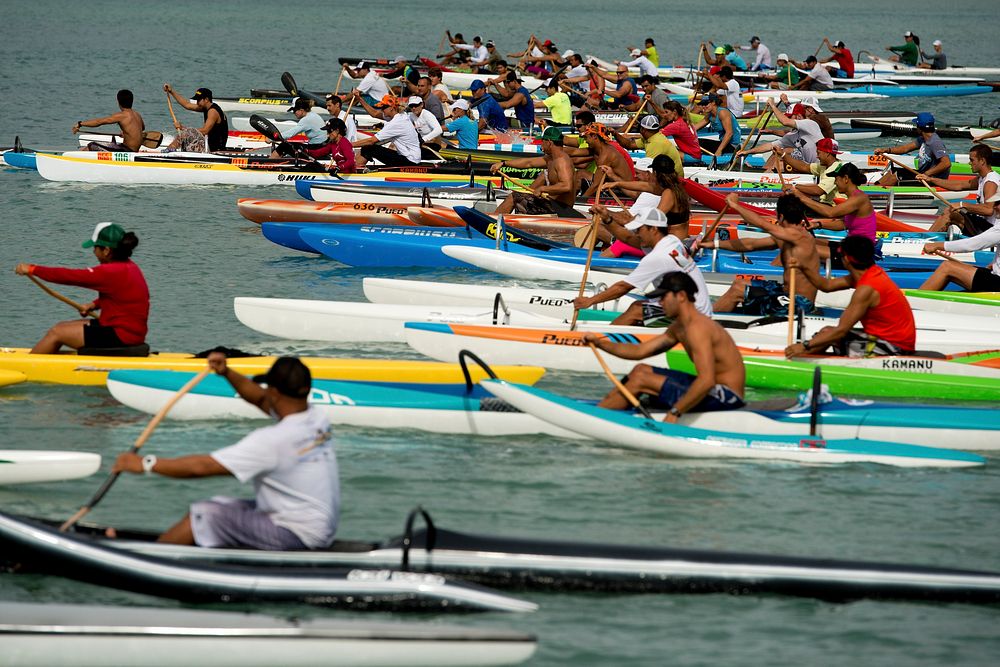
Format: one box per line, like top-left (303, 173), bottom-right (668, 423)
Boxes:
top-left (0, 601), bottom-right (537, 667)
top-left (233, 297), bottom-right (561, 343)
top-left (0, 450), bottom-right (101, 485)
top-left (481, 381), bottom-right (984, 467)
top-left (35, 153), bottom-right (326, 186)
top-left (363, 277), bottom-right (641, 318)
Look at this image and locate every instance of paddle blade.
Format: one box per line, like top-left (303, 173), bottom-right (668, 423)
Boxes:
top-left (281, 71), bottom-right (299, 96)
top-left (249, 114), bottom-right (283, 143)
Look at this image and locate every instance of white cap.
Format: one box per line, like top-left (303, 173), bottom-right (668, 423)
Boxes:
top-left (630, 48), bottom-right (642, 56)
top-left (406, 95), bottom-right (423, 107)
top-left (638, 115), bottom-right (660, 131)
top-left (625, 207), bottom-right (669, 230)
top-left (933, 39), bottom-right (942, 46)
top-left (904, 30), bottom-right (913, 37)
top-left (776, 53), bottom-right (789, 61)
top-left (562, 49), bottom-right (575, 58)
top-left (395, 55), bottom-right (407, 62)
top-left (452, 99), bottom-right (469, 111)
top-left (802, 97), bottom-right (822, 112)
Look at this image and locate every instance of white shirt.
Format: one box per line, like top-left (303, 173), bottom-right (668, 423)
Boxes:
top-left (746, 43), bottom-right (772, 69)
top-left (624, 234), bottom-right (713, 315)
top-left (976, 172), bottom-right (1000, 227)
top-left (566, 64), bottom-right (590, 91)
top-left (944, 223), bottom-right (1000, 277)
top-left (718, 79), bottom-right (744, 117)
top-left (410, 108), bottom-right (443, 142)
top-left (457, 43), bottom-right (489, 63)
top-left (621, 56), bottom-right (658, 78)
top-left (357, 70), bottom-right (390, 100)
top-left (281, 110), bottom-right (327, 143)
top-left (337, 110), bottom-right (358, 142)
top-left (808, 63), bottom-right (834, 87)
top-left (212, 406), bottom-right (340, 548)
top-left (375, 113), bottom-right (422, 163)
top-left (776, 118), bottom-right (823, 163)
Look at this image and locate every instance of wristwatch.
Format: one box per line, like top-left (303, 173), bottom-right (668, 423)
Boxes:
top-left (668, 407), bottom-right (682, 418)
top-left (142, 454), bottom-right (158, 475)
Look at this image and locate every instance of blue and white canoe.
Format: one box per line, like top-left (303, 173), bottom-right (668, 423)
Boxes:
top-left (480, 381), bottom-right (986, 467)
top-left (106, 370), bottom-right (578, 438)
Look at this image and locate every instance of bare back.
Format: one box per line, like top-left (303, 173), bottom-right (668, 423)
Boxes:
top-left (778, 227), bottom-right (820, 303)
top-left (670, 312), bottom-right (746, 397)
top-left (117, 108), bottom-right (146, 151)
top-left (543, 150), bottom-right (580, 206)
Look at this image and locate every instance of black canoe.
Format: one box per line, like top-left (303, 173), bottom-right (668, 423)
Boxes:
top-left (34, 507), bottom-right (1000, 605)
top-left (0, 512), bottom-right (534, 613)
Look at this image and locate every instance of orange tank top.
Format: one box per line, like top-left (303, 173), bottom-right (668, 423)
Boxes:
top-left (856, 265), bottom-right (916, 351)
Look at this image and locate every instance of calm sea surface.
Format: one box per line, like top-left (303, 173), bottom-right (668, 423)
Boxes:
top-left (1, 1), bottom-right (999, 665)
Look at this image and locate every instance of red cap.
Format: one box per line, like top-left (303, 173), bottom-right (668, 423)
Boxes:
top-left (816, 138), bottom-right (840, 155)
top-left (788, 104), bottom-right (808, 116)
top-left (542, 39), bottom-right (554, 47)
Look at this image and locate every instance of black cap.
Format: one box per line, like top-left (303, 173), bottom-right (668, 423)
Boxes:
top-left (253, 357), bottom-right (312, 398)
top-left (192, 88), bottom-right (213, 101)
top-left (645, 272), bottom-right (698, 300)
top-left (805, 55), bottom-right (817, 63)
top-left (288, 97), bottom-right (311, 112)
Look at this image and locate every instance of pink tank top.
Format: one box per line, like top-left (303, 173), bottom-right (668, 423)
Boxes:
top-left (607, 240), bottom-right (646, 258)
top-left (843, 210), bottom-right (877, 242)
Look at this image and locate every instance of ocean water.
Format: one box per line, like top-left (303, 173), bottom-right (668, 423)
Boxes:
top-left (1, 1), bottom-right (999, 665)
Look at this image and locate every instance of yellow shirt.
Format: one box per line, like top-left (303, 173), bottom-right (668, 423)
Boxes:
top-left (639, 132), bottom-right (685, 177)
top-left (646, 46), bottom-right (659, 68)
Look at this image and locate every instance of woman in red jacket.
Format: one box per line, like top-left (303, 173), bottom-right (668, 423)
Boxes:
top-left (16, 222), bottom-right (149, 354)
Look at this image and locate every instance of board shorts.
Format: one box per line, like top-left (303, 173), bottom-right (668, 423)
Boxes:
top-left (190, 496), bottom-right (306, 550)
top-left (360, 144), bottom-right (419, 167)
top-left (175, 127), bottom-right (208, 152)
top-left (85, 141), bottom-right (136, 152)
top-left (829, 329), bottom-right (913, 358)
top-left (83, 320), bottom-right (125, 348)
top-left (508, 191), bottom-right (583, 217)
top-left (740, 279), bottom-right (817, 316)
top-left (639, 300), bottom-right (674, 327)
top-left (971, 267), bottom-right (1000, 292)
top-left (647, 368), bottom-right (745, 412)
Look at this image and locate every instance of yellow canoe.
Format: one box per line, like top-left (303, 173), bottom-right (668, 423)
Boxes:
top-left (0, 369), bottom-right (27, 388)
top-left (0, 348), bottom-right (545, 386)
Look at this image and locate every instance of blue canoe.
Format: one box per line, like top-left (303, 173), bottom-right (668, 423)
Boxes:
top-left (2, 150), bottom-right (38, 170)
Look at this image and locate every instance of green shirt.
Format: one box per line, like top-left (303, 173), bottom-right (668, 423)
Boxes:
top-left (542, 91), bottom-right (572, 125)
top-left (639, 133), bottom-right (685, 177)
top-left (646, 46), bottom-right (659, 68)
top-left (775, 64), bottom-right (800, 86)
top-left (889, 41), bottom-right (919, 66)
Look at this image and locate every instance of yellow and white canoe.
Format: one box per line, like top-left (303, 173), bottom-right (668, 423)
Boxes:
top-left (0, 348), bottom-right (545, 386)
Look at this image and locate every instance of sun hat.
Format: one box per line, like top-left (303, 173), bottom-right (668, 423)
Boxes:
top-left (776, 53), bottom-right (789, 61)
top-left (630, 48), bottom-right (641, 56)
top-left (82, 222), bottom-right (125, 249)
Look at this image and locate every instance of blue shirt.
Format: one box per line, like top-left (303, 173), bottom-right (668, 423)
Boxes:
top-left (475, 94), bottom-right (509, 131)
top-left (725, 51), bottom-right (748, 70)
top-left (513, 85), bottom-right (535, 129)
top-left (446, 114), bottom-right (479, 149)
top-left (281, 111), bottom-right (327, 143)
top-left (710, 107), bottom-right (742, 148)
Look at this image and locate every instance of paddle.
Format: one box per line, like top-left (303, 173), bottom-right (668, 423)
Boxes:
top-left (25, 274), bottom-right (90, 314)
top-left (787, 265), bottom-right (796, 346)
top-left (808, 366), bottom-right (822, 436)
top-left (571, 172), bottom-right (609, 330)
top-left (729, 108), bottom-right (771, 172)
top-left (334, 67), bottom-right (345, 96)
top-left (588, 342), bottom-right (654, 420)
top-left (698, 204), bottom-right (730, 245)
top-left (165, 90), bottom-right (179, 130)
top-left (281, 71), bottom-right (326, 105)
top-left (620, 98), bottom-right (648, 134)
top-left (59, 367), bottom-right (212, 532)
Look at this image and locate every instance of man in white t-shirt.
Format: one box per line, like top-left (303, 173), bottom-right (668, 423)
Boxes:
top-left (737, 99), bottom-right (822, 168)
top-left (112, 354), bottom-right (340, 551)
top-left (573, 207), bottom-right (713, 324)
top-left (703, 66), bottom-right (744, 117)
top-left (406, 95), bottom-right (443, 150)
top-left (794, 55), bottom-right (834, 91)
top-left (617, 48), bottom-right (658, 78)
top-left (343, 61), bottom-right (391, 105)
top-left (352, 95), bottom-right (422, 169)
top-left (739, 36), bottom-right (772, 71)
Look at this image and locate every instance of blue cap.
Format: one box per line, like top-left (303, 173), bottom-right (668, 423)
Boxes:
top-left (469, 80), bottom-right (486, 92)
top-left (915, 112), bottom-right (935, 128)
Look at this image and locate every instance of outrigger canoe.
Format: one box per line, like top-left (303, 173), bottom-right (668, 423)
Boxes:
top-left (0, 369), bottom-right (26, 387)
top-left (0, 451), bottom-right (101, 485)
top-left (105, 369), bottom-right (1000, 450)
top-left (481, 381), bottom-right (984, 467)
top-left (39, 507), bottom-right (1000, 604)
top-left (0, 602), bottom-right (537, 667)
top-left (402, 322), bottom-right (1000, 401)
top-left (903, 289), bottom-right (1000, 317)
top-left (0, 512), bottom-right (535, 613)
top-left (107, 370), bottom-right (578, 438)
top-left (0, 347), bottom-right (544, 386)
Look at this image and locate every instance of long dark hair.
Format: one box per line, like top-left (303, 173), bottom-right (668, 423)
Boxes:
top-left (110, 232), bottom-right (139, 261)
top-left (651, 155), bottom-right (690, 217)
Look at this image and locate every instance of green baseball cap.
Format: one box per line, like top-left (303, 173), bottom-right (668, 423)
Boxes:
top-left (540, 126), bottom-right (563, 143)
top-left (82, 222), bottom-right (125, 249)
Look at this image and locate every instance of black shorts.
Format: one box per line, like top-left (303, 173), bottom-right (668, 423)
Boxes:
top-left (508, 191), bottom-right (584, 217)
top-left (740, 279), bottom-right (816, 316)
top-left (83, 320), bottom-right (125, 348)
top-left (360, 144), bottom-right (420, 167)
top-left (970, 267), bottom-right (1000, 292)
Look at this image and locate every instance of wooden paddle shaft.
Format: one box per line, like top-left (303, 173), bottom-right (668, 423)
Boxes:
top-left (59, 367), bottom-right (212, 532)
top-left (882, 155), bottom-right (960, 209)
top-left (588, 342), bottom-right (654, 420)
top-left (621, 98), bottom-right (648, 134)
top-left (27, 274), bottom-right (88, 313)
top-left (700, 204), bottom-right (730, 242)
top-left (334, 67), bottom-right (345, 96)
top-left (729, 108), bottom-right (772, 171)
top-left (787, 267), bottom-right (796, 346)
top-left (166, 91), bottom-right (179, 128)
top-left (776, 155), bottom-right (787, 187)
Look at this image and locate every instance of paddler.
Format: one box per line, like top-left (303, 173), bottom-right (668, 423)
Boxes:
top-left (583, 272), bottom-right (746, 423)
top-left (73, 89), bottom-right (145, 152)
top-left (15, 223), bottom-right (148, 355)
top-left (443, 99), bottom-right (479, 149)
top-left (111, 353), bottom-right (341, 550)
top-left (406, 96), bottom-right (444, 153)
top-left (573, 205), bottom-right (713, 324)
top-left (779, 137), bottom-right (845, 206)
top-left (585, 62), bottom-right (640, 110)
top-left (765, 54), bottom-right (800, 90)
top-left (577, 122), bottom-right (635, 197)
top-left (786, 235), bottom-right (916, 357)
top-left (489, 126), bottom-right (581, 217)
top-left (701, 66), bottom-right (744, 118)
top-left (920, 192), bottom-right (1000, 293)
top-left (735, 99), bottom-right (823, 170)
top-left (691, 93), bottom-right (741, 168)
top-left (469, 80), bottom-right (509, 132)
top-left (886, 31), bottom-right (920, 66)
top-left (306, 118), bottom-right (356, 174)
top-left (712, 194), bottom-right (821, 317)
top-left (819, 39), bottom-right (854, 78)
top-left (163, 85), bottom-right (228, 152)
top-left (918, 39), bottom-right (947, 70)
top-left (616, 48), bottom-right (658, 78)
top-left (271, 97), bottom-right (327, 158)
top-left (341, 61), bottom-right (390, 106)
top-left (536, 79), bottom-right (573, 127)
top-left (788, 162), bottom-right (878, 243)
top-left (324, 94), bottom-right (358, 142)
top-left (612, 116), bottom-right (685, 179)
top-left (791, 55), bottom-right (835, 91)
top-left (352, 95), bottom-right (422, 169)
top-left (921, 144), bottom-right (998, 234)
top-left (495, 73), bottom-right (535, 131)
top-left (873, 112), bottom-right (951, 186)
